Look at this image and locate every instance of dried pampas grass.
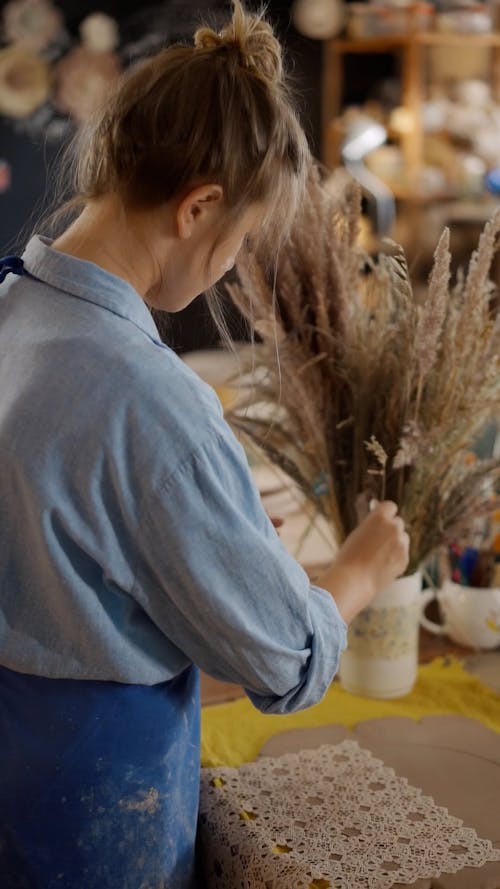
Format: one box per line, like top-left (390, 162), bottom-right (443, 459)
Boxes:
top-left (225, 165), bottom-right (500, 572)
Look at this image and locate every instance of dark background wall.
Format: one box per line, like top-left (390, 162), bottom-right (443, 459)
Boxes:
top-left (0, 1), bottom-right (326, 350)
top-left (0, 0), bottom-right (323, 246)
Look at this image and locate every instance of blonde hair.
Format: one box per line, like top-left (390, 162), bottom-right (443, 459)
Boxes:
top-left (46, 1), bottom-right (310, 338)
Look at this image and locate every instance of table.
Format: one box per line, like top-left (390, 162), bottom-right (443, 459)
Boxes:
top-left (199, 712), bottom-right (500, 888)
top-left (260, 714), bottom-right (500, 889)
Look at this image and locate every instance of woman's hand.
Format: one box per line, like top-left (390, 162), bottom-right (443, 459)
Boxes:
top-left (318, 501), bottom-right (409, 624)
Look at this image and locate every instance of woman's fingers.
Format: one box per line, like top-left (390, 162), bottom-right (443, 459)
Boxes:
top-left (374, 500), bottom-right (399, 519)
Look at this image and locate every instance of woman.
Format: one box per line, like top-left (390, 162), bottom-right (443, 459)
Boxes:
top-left (0, 2), bottom-right (409, 887)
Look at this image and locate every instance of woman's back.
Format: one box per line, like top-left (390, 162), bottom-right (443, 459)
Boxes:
top-left (0, 241), bottom-right (211, 889)
top-left (0, 235), bottom-right (224, 685)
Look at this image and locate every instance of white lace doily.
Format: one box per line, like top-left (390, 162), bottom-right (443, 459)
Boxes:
top-left (199, 739), bottom-right (500, 889)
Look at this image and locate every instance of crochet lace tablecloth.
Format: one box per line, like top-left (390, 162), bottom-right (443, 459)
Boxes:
top-left (199, 739), bottom-right (500, 889)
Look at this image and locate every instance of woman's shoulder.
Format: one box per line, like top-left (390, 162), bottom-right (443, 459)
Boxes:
top-left (123, 337), bottom-right (223, 426)
top-left (98, 336), bottom-right (230, 486)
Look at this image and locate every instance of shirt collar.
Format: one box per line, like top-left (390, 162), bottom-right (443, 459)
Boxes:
top-left (22, 235), bottom-right (162, 342)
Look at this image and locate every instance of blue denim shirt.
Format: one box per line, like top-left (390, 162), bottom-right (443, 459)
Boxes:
top-left (0, 236), bottom-right (346, 714)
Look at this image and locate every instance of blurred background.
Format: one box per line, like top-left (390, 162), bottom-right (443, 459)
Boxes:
top-left (1, 0), bottom-right (500, 350)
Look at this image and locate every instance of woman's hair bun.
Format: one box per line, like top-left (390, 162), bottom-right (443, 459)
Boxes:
top-left (194, 1), bottom-right (283, 86)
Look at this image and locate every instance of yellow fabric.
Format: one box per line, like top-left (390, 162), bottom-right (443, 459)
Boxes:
top-left (201, 658), bottom-right (500, 767)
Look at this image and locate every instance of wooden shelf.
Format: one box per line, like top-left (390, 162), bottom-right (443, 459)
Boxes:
top-left (333, 31), bottom-right (500, 53)
top-left (322, 29), bottom-right (500, 205)
top-left (419, 31), bottom-right (500, 46)
top-left (333, 34), bottom-right (416, 53)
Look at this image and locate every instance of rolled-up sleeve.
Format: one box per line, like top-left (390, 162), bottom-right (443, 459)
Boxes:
top-left (132, 422), bottom-right (347, 715)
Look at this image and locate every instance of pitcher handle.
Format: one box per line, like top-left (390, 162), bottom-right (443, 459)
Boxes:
top-left (420, 613), bottom-right (446, 635)
top-left (419, 567), bottom-right (450, 635)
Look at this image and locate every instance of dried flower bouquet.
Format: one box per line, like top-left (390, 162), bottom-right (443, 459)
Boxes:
top-left (226, 167), bottom-right (500, 573)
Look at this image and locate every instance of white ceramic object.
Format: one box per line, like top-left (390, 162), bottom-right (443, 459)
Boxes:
top-left (292, 0), bottom-right (345, 39)
top-left (339, 572), bottom-right (433, 699)
top-left (454, 78), bottom-right (491, 109)
top-left (421, 580), bottom-right (500, 650)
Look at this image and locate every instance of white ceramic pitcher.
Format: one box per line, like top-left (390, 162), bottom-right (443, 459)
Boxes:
top-left (339, 571), bottom-right (433, 699)
top-left (420, 579), bottom-right (500, 650)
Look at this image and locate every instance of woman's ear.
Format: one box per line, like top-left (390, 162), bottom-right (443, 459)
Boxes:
top-left (176, 184), bottom-right (224, 240)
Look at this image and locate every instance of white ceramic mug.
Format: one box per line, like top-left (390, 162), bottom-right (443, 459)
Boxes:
top-left (420, 579), bottom-right (500, 650)
top-left (339, 572), bottom-right (433, 699)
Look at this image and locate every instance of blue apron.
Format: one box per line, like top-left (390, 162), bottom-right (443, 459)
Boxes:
top-left (0, 664), bottom-right (201, 889)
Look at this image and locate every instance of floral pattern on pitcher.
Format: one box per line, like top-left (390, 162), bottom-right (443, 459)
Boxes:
top-left (485, 610), bottom-right (500, 633)
top-left (347, 602), bottom-right (421, 659)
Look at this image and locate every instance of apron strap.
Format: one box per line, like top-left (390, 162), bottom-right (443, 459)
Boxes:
top-left (0, 255), bottom-right (25, 284)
